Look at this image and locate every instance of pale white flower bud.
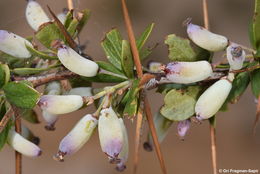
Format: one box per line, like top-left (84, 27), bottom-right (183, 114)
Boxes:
top-left (164, 61), bottom-right (213, 84)
top-left (186, 22), bottom-right (228, 52)
top-left (25, 0), bottom-right (50, 31)
top-left (38, 95), bottom-right (83, 115)
top-left (226, 43), bottom-right (245, 70)
top-left (57, 45), bottom-right (99, 77)
top-left (0, 30), bottom-right (33, 58)
top-left (8, 129), bottom-right (42, 157)
top-left (98, 107), bottom-right (124, 162)
top-left (195, 79), bottom-right (232, 120)
top-left (54, 114), bottom-right (97, 161)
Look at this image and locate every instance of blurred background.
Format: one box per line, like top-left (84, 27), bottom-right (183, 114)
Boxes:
top-left (0, 0), bottom-right (259, 174)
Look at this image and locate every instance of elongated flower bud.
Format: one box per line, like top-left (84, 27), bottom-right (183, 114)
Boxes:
top-left (38, 95), bottom-right (83, 115)
top-left (226, 43), bottom-right (245, 70)
top-left (25, 0), bottom-right (50, 31)
top-left (195, 78), bottom-right (232, 120)
top-left (115, 118), bottom-right (129, 172)
top-left (21, 125), bottom-right (40, 145)
top-left (41, 82), bottom-right (62, 130)
top-left (186, 21), bottom-right (228, 51)
top-left (57, 45), bottom-right (99, 77)
top-left (66, 87), bottom-right (92, 97)
top-left (98, 107), bottom-right (124, 162)
top-left (177, 120), bottom-right (191, 140)
top-left (163, 61), bottom-right (213, 84)
top-left (8, 129), bottom-right (42, 157)
top-left (54, 114), bottom-right (97, 161)
top-left (0, 30), bottom-right (32, 58)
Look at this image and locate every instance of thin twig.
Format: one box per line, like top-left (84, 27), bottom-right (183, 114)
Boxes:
top-left (47, 6), bottom-right (79, 52)
top-left (0, 109), bottom-right (13, 134)
top-left (13, 70), bottom-right (79, 87)
top-left (67, 0), bottom-right (74, 10)
top-left (144, 97), bottom-right (167, 174)
top-left (121, 0), bottom-right (143, 78)
top-left (202, 1), bottom-right (218, 174)
top-left (230, 64), bottom-right (260, 73)
top-left (210, 125), bottom-right (217, 174)
top-left (202, 0), bottom-right (209, 29)
top-left (13, 106), bottom-right (22, 174)
top-left (121, 1), bottom-right (167, 173)
top-left (133, 98), bottom-right (144, 174)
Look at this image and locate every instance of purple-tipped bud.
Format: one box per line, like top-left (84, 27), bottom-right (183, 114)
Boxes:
top-left (163, 61), bottom-right (213, 84)
top-left (226, 43), bottom-right (245, 70)
top-left (98, 107), bottom-right (124, 162)
top-left (186, 21), bottom-right (228, 52)
top-left (54, 114), bottom-right (97, 161)
top-left (38, 95), bottom-right (83, 115)
top-left (0, 30), bottom-right (33, 58)
top-left (177, 120), bottom-right (191, 140)
top-left (8, 129), bottom-right (42, 157)
top-left (115, 118), bottom-right (129, 172)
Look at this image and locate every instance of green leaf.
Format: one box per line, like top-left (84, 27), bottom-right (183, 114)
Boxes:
top-left (123, 79), bottom-right (140, 118)
top-left (64, 10), bottom-right (74, 29)
top-left (227, 72), bottom-right (250, 103)
top-left (96, 61), bottom-right (124, 75)
top-left (140, 47), bottom-right (152, 60)
top-left (3, 82), bottom-right (40, 109)
top-left (121, 40), bottom-right (134, 78)
top-left (165, 34), bottom-right (197, 61)
top-left (0, 104), bottom-right (12, 151)
top-left (82, 73), bottom-right (126, 83)
top-left (69, 77), bottom-right (92, 88)
top-left (156, 83), bottom-right (187, 95)
top-left (21, 109), bottom-right (40, 124)
top-left (0, 64), bottom-right (10, 89)
top-left (250, 0), bottom-right (260, 49)
top-left (251, 68), bottom-right (260, 97)
top-left (67, 18), bottom-right (79, 37)
top-left (77, 9), bottom-right (91, 33)
top-left (101, 29), bottom-right (122, 70)
top-left (12, 63), bottom-right (60, 76)
top-left (25, 44), bottom-right (58, 60)
top-left (116, 89), bottom-right (130, 115)
top-left (35, 22), bottom-right (66, 49)
top-left (151, 112), bottom-right (172, 143)
top-left (194, 46), bottom-right (212, 61)
top-left (160, 86), bottom-right (201, 121)
top-left (136, 23), bottom-right (154, 50)
top-left (0, 52), bottom-right (34, 69)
